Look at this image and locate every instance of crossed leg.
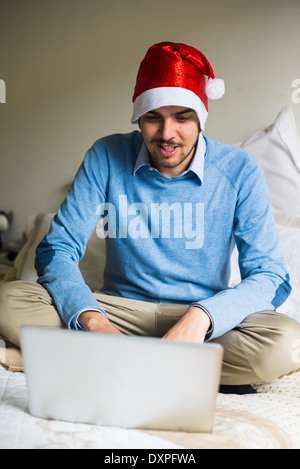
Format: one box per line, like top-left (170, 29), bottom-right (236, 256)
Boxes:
top-left (0, 281), bottom-right (300, 385)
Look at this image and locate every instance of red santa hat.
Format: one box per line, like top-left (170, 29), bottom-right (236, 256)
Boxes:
top-left (131, 41), bottom-right (225, 129)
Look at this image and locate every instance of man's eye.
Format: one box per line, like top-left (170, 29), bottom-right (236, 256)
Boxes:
top-left (176, 115), bottom-right (191, 122)
top-left (145, 115), bottom-right (159, 120)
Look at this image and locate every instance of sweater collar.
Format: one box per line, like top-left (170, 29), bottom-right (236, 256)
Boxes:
top-left (133, 133), bottom-right (206, 183)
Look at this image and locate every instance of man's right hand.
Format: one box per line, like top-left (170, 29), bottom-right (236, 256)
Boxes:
top-left (78, 310), bottom-right (123, 335)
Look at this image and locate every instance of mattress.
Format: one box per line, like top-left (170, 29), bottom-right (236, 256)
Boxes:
top-left (1, 366), bottom-right (299, 449)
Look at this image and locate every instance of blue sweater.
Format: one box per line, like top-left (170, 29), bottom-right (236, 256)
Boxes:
top-left (35, 131), bottom-right (291, 340)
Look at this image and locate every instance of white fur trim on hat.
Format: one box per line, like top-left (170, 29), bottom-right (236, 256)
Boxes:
top-left (131, 87), bottom-right (209, 130)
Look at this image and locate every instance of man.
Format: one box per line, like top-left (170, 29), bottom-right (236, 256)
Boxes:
top-left (0, 42), bottom-right (299, 392)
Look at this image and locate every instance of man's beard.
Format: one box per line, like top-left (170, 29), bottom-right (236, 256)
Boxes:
top-left (149, 138), bottom-right (198, 169)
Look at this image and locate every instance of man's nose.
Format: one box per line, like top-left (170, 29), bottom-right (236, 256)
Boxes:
top-left (159, 118), bottom-right (176, 141)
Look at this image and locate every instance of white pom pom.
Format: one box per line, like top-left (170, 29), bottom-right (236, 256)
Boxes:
top-left (205, 77), bottom-right (225, 100)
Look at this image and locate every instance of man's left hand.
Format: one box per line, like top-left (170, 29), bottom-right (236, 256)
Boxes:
top-left (162, 306), bottom-right (211, 344)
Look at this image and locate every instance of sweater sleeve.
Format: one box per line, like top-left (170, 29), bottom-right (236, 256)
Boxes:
top-left (192, 161), bottom-right (291, 340)
top-left (35, 143), bottom-right (109, 329)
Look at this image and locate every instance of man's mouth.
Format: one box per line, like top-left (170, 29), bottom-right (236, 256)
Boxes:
top-left (157, 143), bottom-right (179, 156)
top-left (159, 144), bottom-right (177, 151)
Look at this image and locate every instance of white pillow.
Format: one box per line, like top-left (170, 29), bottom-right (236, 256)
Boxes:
top-left (14, 213), bottom-right (106, 292)
top-left (237, 106), bottom-right (300, 218)
top-left (14, 213), bottom-right (56, 282)
top-left (229, 213), bottom-right (300, 323)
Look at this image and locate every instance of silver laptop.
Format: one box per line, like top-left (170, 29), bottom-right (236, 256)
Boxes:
top-left (20, 326), bottom-right (223, 433)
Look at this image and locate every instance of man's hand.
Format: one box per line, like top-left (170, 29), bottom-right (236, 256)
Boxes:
top-left (162, 306), bottom-right (211, 344)
top-left (78, 310), bottom-right (124, 335)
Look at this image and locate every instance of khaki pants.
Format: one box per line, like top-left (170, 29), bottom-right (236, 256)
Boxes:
top-left (0, 280), bottom-right (300, 385)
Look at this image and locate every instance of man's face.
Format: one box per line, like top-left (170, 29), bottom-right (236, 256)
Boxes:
top-left (139, 106), bottom-right (200, 178)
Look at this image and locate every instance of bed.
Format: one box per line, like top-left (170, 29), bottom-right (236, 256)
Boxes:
top-left (1, 105), bottom-right (300, 449)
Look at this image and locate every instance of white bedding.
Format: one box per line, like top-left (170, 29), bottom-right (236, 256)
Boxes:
top-left (1, 366), bottom-right (300, 449)
top-left (0, 367), bottom-right (183, 450)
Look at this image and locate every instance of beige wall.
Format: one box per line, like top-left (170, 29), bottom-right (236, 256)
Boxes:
top-left (1, 0), bottom-right (300, 244)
